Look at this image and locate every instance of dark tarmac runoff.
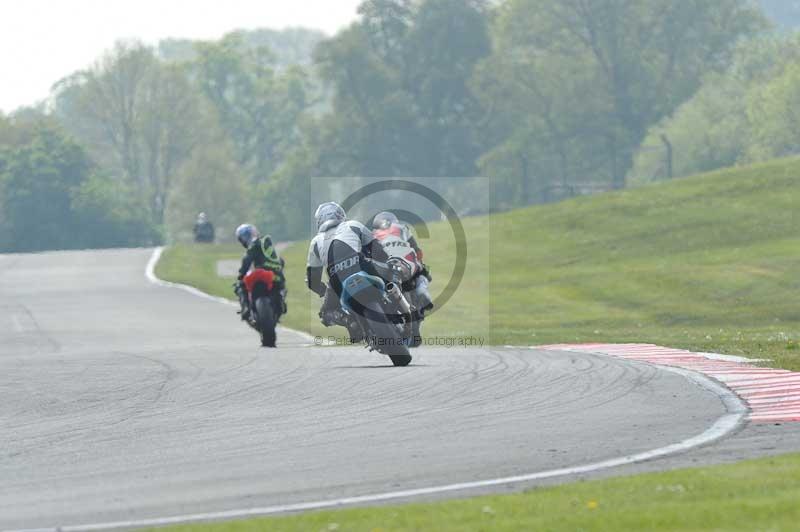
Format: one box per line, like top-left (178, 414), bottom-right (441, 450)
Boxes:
top-left (1, 249), bottom-right (798, 530)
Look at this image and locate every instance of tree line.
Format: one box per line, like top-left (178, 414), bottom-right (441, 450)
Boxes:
top-left (0, 0), bottom-right (787, 251)
top-left (632, 32), bottom-right (800, 181)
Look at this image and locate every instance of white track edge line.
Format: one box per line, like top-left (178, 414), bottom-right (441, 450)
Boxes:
top-left (7, 275), bottom-right (748, 532)
top-left (9, 369), bottom-right (746, 532)
top-left (145, 246), bottom-right (315, 343)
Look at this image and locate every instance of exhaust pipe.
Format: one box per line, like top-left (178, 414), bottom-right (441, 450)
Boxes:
top-left (386, 282), bottom-right (413, 314)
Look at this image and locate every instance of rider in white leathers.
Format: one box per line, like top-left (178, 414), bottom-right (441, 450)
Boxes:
top-left (305, 202), bottom-right (393, 339)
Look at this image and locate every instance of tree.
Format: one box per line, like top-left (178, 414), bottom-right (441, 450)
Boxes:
top-left (159, 27), bottom-right (327, 68)
top-left (313, 24), bottom-right (401, 177)
top-left (193, 34), bottom-right (312, 183)
top-left (403, 0), bottom-right (491, 177)
top-left (473, 26), bottom-right (608, 204)
top-left (479, 0), bottom-right (766, 197)
top-left (630, 34), bottom-right (800, 181)
top-left (0, 113), bottom-right (9, 250)
top-left (0, 109), bottom-right (64, 249)
top-left (628, 73), bottom-right (749, 182)
top-left (53, 41), bottom-right (203, 224)
top-left (358, 0), bottom-right (414, 66)
top-left (313, 0), bottom-right (491, 179)
top-left (258, 146), bottom-right (316, 240)
top-left (0, 121), bottom-right (160, 252)
top-left (1, 126), bottom-right (90, 251)
top-left (164, 135), bottom-right (252, 243)
top-left (747, 61), bottom-right (800, 161)
top-left (71, 172), bottom-right (161, 248)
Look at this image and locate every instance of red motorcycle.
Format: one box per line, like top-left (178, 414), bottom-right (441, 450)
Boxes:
top-left (237, 269), bottom-right (281, 347)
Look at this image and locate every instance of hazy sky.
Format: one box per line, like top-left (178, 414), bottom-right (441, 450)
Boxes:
top-left (0, 0), bottom-right (361, 113)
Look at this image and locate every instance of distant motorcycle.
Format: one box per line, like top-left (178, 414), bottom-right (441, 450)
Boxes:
top-left (236, 269), bottom-right (281, 347)
top-left (338, 269), bottom-right (414, 367)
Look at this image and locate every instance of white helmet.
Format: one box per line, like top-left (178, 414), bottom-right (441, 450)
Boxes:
top-left (315, 202), bottom-right (346, 232)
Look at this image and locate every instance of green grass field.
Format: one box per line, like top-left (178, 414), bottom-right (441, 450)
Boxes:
top-left (156, 452), bottom-right (800, 531)
top-left (157, 156), bottom-right (800, 370)
top-left (154, 159), bottom-right (800, 530)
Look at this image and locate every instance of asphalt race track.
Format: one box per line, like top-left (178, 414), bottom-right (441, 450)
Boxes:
top-left (1, 248), bottom-right (798, 530)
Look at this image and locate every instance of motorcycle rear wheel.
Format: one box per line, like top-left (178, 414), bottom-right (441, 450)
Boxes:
top-left (367, 316), bottom-right (412, 366)
top-left (389, 354), bottom-right (412, 366)
top-left (255, 297), bottom-right (277, 347)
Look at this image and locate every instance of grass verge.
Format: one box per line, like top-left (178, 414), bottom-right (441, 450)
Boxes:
top-left (157, 157), bottom-right (800, 370)
top-left (157, 452), bottom-right (800, 531)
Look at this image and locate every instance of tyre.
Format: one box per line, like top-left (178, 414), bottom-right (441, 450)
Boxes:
top-left (389, 354), bottom-right (412, 366)
top-left (255, 297), bottom-right (277, 347)
top-left (367, 312), bottom-right (412, 366)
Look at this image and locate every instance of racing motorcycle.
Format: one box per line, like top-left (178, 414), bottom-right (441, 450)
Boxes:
top-left (384, 256), bottom-right (431, 348)
top-left (236, 269), bottom-right (281, 347)
top-left (339, 269), bottom-right (415, 367)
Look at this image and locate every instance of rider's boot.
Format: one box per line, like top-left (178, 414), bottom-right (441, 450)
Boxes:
top-left (342, 315), bottom-right (365, 344)
top-left (320, 304), bottom-right (338, 325)
top-left (319, 287), bottom-right (342, 326)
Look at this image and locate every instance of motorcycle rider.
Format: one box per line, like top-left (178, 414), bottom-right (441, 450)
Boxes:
top-left (193, 212), bottom-right (215, 243)
top-left (234, 224), bottom-right (286, 321)
top-left (372, 211), bottom-right (423, 259)
top-left (371, 211), bottom-right (433, 313)
top-left (306, 202), bottom-right (393, 340)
